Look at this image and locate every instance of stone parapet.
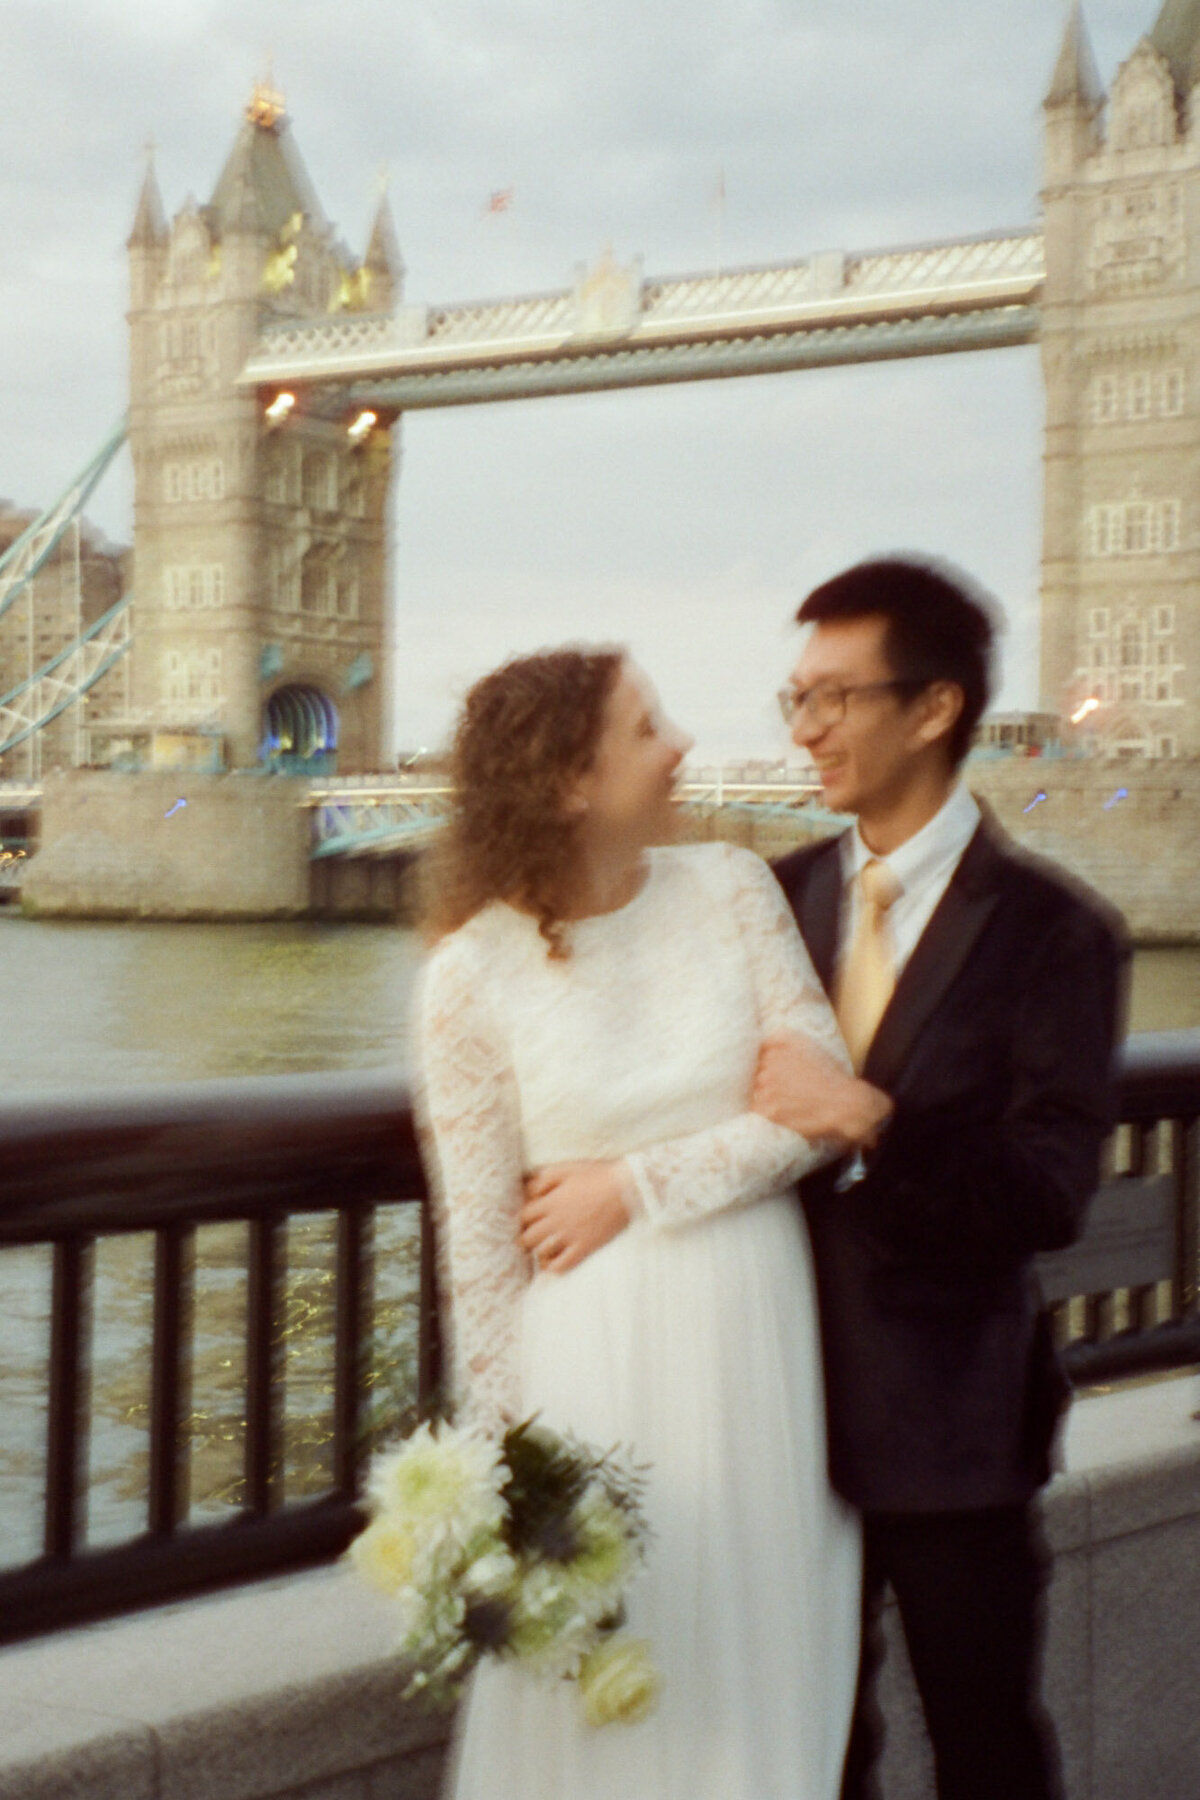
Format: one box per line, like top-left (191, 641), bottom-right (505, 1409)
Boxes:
top-left (0, 1562), bottom-right (450, 1800)
top-left (2, 1376), bottom-right (1197, 1800)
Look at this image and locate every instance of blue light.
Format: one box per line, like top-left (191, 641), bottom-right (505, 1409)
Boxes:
top-left (1023, 791), bottom-right (1047, 814)
top-left (164, 798), bottom-right (187, 819)
top-left (1103, 788), bottom-right (1129, 811)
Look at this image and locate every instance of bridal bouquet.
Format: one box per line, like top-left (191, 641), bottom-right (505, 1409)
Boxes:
top-left (350, 1416), bottom-right (659, 1726)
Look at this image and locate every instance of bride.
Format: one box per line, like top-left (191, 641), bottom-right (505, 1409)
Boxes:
top-left (416, 646), bottom-right (885, 1799)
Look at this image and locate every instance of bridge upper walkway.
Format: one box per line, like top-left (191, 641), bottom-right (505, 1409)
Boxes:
top-left (238, 226), bottom-right (1044, 409)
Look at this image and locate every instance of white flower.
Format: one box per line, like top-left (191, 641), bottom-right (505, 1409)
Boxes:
top-left (368, 1422), bottom-right (506, 1546)
top-left (463, 1546), bottom-right (520, 1595)
top-left (567, 1486), bottom-right (639, 1608)
top-left (508, 1563), bottom-right (598, 1677)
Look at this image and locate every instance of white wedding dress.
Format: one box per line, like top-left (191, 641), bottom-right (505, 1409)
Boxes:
top-left (416, 842), bottom-right (861, 1800)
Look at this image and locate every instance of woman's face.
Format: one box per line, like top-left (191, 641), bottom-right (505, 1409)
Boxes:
top-left (572, 662), bottom-right (692, 849)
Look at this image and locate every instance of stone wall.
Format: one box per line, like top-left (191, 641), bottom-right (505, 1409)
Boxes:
top-left (18, 757), bottom-right (1200, 936)
top-left (21, 770), bottom-right (312, 920)
top-left (3, 1381), bottom-right (1197, 1800)
top-left (683, 759), bottom-right (1200, 944)
top-left (969, 757), bottom-right (1200, 943)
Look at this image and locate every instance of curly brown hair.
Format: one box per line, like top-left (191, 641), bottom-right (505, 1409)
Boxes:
top-left (423, 645), bottom-right (625, 957)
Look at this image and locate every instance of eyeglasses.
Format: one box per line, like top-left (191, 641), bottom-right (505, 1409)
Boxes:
top-left (777, 679), bottom-right (923, 728)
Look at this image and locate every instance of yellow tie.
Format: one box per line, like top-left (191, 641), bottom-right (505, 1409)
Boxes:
top-left (835, 858), bottom-right (902, 1073)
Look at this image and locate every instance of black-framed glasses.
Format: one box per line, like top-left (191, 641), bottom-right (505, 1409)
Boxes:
top-left (777, 678), bottom-right (924, 728)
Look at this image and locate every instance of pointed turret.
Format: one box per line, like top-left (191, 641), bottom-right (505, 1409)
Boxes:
top-left (1046, 1), bottom-right (1103, 109)
top-left (1044, 4), bottom-right (1103, 186)
top-left (1151, 0), bottom-right (1200, 94)
top-left (361, 190), bottom-right (404, 309)
top-left (209, 82), bottom-right (325, 241)
top-left (127, 156), bottom-right (167, 249)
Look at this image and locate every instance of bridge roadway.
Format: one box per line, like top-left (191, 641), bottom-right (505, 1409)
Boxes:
top-left (305, 775), bottom-right (826, 857)
top-left (237, 226), bottom-right (1044, 410)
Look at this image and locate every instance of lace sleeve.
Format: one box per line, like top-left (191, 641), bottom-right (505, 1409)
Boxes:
top-left (626, 845), bottom-right (848, 1229)
top-left (414, 932), bottom-right (529, 1436)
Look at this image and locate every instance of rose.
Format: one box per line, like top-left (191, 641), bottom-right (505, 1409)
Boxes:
top-left (577, 1635), bottom-right (661, 1728)
top-left (349, 1518), bottom-right (418, 1595)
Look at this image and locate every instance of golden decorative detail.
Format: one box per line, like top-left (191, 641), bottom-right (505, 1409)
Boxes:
top-left (330, 265), bottom-right (372, 312)
top-left (262, 243), bottom-right (298, 294)
top-left (246, 80), bottom-right (286, 130)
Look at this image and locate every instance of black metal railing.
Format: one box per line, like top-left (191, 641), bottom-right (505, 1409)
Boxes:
top-left (0, 1072), bottom-right (437, 1646)
top-left (1, 1034), bottom-right (1198, 1647)
top-left (1048, 1029), bottom-right (1200, 1383)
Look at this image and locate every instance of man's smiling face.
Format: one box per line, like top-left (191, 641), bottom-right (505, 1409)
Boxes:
top-left (788, 613), bottom-right (932, 820)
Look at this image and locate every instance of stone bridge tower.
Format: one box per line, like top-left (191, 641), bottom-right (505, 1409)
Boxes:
top-left (126, 84), bottom-right (400, 772)
top-left (1041, 0), bottom-right (1200, 757)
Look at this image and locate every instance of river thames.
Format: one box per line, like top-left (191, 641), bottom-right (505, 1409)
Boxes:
top-left (0, 915), bottom-right (1197, 1094)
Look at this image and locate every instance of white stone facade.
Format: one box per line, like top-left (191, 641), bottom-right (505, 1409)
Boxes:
top-left (126, 89), bottom-right (402, 772)
top-left (1041, 3), bottom-right (1200, 757)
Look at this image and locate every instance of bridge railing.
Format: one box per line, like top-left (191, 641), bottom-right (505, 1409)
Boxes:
top-left (0, 1073), bottom-right (438, 1647)
top-left (0, 1035), bottom-right (1197, 1648)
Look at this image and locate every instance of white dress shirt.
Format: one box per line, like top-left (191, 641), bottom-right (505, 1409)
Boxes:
top-left (837, 781), bottom-right (981, 980)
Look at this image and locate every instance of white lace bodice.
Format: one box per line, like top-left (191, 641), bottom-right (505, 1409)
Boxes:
top-left (415, 842), bottom-right (848, 1432)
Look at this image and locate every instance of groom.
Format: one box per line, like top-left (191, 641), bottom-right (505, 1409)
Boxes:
top-left (756, 556), bottom-right (1125, 1800)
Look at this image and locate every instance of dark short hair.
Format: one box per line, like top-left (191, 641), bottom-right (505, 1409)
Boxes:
top-left (796, 556), bottom-right (997, 768)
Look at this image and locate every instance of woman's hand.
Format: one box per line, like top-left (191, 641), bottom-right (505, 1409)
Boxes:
top-left (752, 1035), bottom-right (893, 1150)
top-left (520, 1161), bottom-right (633, 1274)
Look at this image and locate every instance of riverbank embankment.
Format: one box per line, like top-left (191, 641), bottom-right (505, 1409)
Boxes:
top-left (12, 760), bottom-right (1200, 942)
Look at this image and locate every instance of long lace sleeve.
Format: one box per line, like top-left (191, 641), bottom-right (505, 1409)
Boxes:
top-left (626, 844), bottom-right (849, 1228)
top-left (414, 932), bottom-right (529, 1436)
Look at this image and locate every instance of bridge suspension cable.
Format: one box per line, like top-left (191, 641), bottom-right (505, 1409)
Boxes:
top-left (0, 420), bottom-right (128, 625)
top-left (0, 592), bottom-right (133, 757)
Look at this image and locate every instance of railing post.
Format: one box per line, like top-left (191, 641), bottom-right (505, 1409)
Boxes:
top-left (148, 1223), bottom-right (195, 1535)
top-left (245, 1215), bottom-right (285, 1515)
top-left (45, 1235), bottom-right (93, 1558)
top-left (333, 1205), bottom-right (372, 1499)
top-left (417, 1197), bottom-right (443, 1415)
top-left (1173, 1118), bottom-right (1199, 1320)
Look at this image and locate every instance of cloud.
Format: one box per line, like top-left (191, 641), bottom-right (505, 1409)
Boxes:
top-left (0, 0), bottom-right (1160, 756)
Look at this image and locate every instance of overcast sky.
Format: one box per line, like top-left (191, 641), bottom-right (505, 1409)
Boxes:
top-left (0, 1), bottom-right (1165, 760)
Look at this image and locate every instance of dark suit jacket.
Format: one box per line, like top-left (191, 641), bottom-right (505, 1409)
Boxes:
top-left (773, 817), bottom-right (1126, 1514)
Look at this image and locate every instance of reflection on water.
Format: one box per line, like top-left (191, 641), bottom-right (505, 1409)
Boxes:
top-left (0, 1212), bottom-right (422, 1565)
top-left (0, 916), bottom-right (1197, 1568)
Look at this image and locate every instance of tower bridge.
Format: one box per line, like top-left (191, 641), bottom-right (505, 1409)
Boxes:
top-left (4, 0), bottom-right (1200, 790)
top-left (238, 226), bottom-right (1043, 408)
